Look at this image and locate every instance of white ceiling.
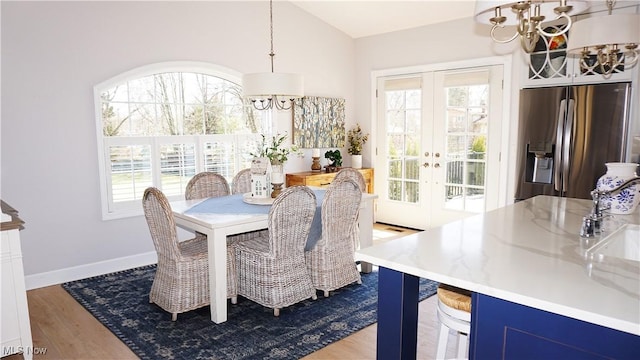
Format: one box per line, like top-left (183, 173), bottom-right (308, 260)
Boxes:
top-left (290, 0), bottom-right (477, 38)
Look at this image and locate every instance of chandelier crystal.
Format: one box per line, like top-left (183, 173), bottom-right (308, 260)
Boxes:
top-left (242, 0), bottom-right (303, 111)
top-left (566, 1), bottom-right (639, 76)
top-left (474, 0), bottom-right (591, 53)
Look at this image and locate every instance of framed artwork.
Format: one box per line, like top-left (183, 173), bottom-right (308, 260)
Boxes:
top-left (292, 96), bottom-right (345, 148)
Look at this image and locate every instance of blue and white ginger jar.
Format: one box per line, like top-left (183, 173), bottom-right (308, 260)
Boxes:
top-left (596, 162), bottom-right (640, 215)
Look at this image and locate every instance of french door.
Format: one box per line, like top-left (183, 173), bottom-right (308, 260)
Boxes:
top-left (375, 65), bottom-right (504, 229)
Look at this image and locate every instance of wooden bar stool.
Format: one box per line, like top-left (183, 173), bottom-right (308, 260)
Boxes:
top-left (436, 284), bottom-right (472, 360)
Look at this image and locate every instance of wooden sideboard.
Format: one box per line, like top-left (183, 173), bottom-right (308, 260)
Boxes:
top-left (1, 201), bottom-right (33, 359)
top-left (286, 168), bottom-right (374, 194)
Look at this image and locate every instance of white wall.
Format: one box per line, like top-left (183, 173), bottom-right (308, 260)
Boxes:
top-left (0, 1), bottom-right (355, 287)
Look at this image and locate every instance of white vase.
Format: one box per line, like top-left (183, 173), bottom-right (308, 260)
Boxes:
top-left (270, 162), bottom-right (284, 184)
top-left (351, 154), bottom-right (362, 169)
top-left (596, 162), bottom-right (639, 215)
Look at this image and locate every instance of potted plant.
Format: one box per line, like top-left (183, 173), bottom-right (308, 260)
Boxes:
top-left (251, 133), bottom-right (301, 191)
top-left (324, 149), bottom-right (342, 173)
top-left (251, 133), bottom-right (301, 165)
top-left (347, 123), bottom-right (369, 169)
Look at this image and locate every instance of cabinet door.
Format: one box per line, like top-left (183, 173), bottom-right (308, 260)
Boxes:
top-left (470, 293), bottom-right (640, 360)
top-left (1, 232), bottom-right (21, 350)
top-left (525, 23), bottom-right (572, 87)
top-left (524, 17), bottom-right (636, 87)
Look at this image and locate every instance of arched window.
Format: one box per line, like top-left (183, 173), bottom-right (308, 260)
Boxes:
top-left (95, 62), bottom-right (269, 219)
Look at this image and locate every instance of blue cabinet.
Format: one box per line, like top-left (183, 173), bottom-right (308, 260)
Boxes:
top-left (470, 293), bottom-right (640, 359)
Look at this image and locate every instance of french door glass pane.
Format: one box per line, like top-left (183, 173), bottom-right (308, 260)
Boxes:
top-left (406, 110), bottom-right (420, 133)
top-left (405, 158), bottom-right (419, 180)
top-left (446, 160), bottom-right (464, 184)
top-left (443, 83), bottom-right (489, 213)
top-left (405, 134), bottom-right (419, 156)
top-left (385, 84), bottom-right (421, 203)
top-left (388, 159), bottom-right (402, 178)
top-left (387, 134), bottom-right (404, 156)
top-left (387, 110), bottom-right (405, 132)
top-left (405, 181), bottom-right (419, 203)
top-left (467, 161), bottom-right (485, 186)
top-left (447, 87), bottom-right (467, 106)
top-left (388, 180), bottom-right (402, 201)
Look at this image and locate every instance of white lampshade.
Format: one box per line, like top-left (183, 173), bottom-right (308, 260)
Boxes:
top-left (474, 0), bottom-right (591, 25)
top-left (566, 14), bottom-right (640, 54)
top-left (242, 72), bottom-right (304, 98)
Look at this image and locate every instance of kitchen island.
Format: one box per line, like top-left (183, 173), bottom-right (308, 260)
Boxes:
top-left (355, 195), bottom-right (640, 359)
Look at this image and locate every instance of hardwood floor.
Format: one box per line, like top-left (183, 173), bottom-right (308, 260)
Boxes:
top-left (4, 224), bottom-right (460, 360)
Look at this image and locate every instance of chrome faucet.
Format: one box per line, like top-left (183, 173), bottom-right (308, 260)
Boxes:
top-left (580, 176), bottom-right (640, 238)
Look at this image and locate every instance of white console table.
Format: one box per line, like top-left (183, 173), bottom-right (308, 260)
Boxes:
top-left (1, 201), bottom-right (33, 360)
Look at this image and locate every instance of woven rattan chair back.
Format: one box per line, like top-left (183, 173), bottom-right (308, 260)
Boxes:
top-left (305, 178), bottom-right (362, 296)
top-left (185, 172), bottom-right (230, 200)
top-left (334, 168), bottom-right (366, 192)
top-left (234, 185), bottom-right (317, 315)
top-left (183, 172), bottom-right (239, 303)
top-left (268, 186), bottom-right (317, 258)
top-left (322, 178), bottom-right (362, 247)
top-left (143, 187), bottom-right (181, 259)
top-left (231, 168), bottom-right (252, 194)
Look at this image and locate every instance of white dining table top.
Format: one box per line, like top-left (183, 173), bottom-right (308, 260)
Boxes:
top-left (356, 195), bottom-right (640, 336)
top-left (171, 197), bottom-right (268, 229)
top-left (171, 190), bottom-right (377, 230)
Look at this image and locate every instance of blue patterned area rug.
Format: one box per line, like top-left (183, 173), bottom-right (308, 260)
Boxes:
top-left (62, 265), bottom-right (438, 360)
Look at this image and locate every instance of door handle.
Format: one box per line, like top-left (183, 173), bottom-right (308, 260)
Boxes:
top-left (435, 153), bottom-right (440, 158)
top-left (554, 99), bottom-right (567, 192)
top-left (424, 152), bottom-right (430, 157)
top-left (434, 163), bottom-right (440, 168)
top-left (423, 163), bottom-right (430, 168)
top-left (562, 99), bottom-right (575, 193)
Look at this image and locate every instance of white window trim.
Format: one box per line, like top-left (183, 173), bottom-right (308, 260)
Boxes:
top-left (94, 61), bottom-right (247, 220)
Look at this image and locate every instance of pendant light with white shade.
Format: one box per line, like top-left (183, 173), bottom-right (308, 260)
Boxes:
top-left (242, 0), bottom-right (303, 111)
top-left (566, 0), bottom-right (640, 76)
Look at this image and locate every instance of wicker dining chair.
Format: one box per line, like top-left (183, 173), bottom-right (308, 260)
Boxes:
top-left (231, 168), bottom-right (252, 194)
top-left (143, 187), bottom-right (212, 321)
top-left (305, 178), bottom-right (362, 297)
top-left (333, 168), bottom-right (366, 251)
top-left (233, 186), bottom-right (318, 316)
top-left (184, 171), bottom-right (238, 304)
top-left (185, 172), bottom-right (231, 200)
top-left (334, 168), bottom-right (366, 193)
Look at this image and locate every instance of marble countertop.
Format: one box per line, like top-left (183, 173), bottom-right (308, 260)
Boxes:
top-left (356, 195), bottom-right (640, 335)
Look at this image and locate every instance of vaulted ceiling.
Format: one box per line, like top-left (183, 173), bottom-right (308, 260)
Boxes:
top-left (290, 1), bottom-right (477, 38)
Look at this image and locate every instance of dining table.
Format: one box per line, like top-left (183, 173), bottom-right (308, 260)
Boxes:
top-left (170, 188), bottom-right (378, 323)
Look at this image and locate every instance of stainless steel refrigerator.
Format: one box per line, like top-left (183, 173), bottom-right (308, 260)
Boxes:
top-left (515, 82), bottom-right (632, 201)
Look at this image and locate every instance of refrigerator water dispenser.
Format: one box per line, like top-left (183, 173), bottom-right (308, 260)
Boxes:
top-left (525, 143), bottom-right (554, 184)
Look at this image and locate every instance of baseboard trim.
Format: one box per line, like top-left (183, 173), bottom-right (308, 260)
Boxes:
top-left (25, 251), bottom-right (158, 290)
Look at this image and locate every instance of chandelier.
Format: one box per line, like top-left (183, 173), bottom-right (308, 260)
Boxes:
top-left (566, 0), bottom-right (639, 76)
top-left (474, 1), bottom-right (591, 53)
top-left (242, 0), bottom-right (303, 111)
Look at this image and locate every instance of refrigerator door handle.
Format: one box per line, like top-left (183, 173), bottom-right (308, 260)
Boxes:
top-left (554, 99), bottom-right (567, 192)
top-left (562, 99), bottom-right (575, 193)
